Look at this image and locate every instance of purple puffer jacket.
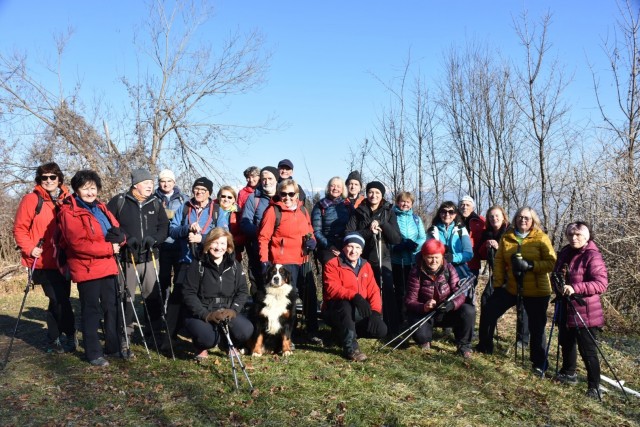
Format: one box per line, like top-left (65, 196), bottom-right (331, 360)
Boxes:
top-left (554, 240), bottom-right (608, 328)
top-left (404, 261), bottom-right (464, 314)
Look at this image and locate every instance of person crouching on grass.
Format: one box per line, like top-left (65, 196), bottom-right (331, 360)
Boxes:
top-left (182, 228), bottom-right (253, 362)
top-left (322, 233), bottom-right (387, 362)
top-left (404, 239), bottom-right (476, 358)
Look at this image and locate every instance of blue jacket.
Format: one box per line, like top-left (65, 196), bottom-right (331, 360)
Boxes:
top-left (311, 197), bottom-right (351, 249)
top-left (169, 198), bottom-right (216, 264)
top-left (391, 206), bottom-right (426, 266)
top-left (154, 186), bottom-right (186, 246)
top-left (240, 188), bottom-right (273, 240)
top-left (427, 221), bottom-right (473, 278)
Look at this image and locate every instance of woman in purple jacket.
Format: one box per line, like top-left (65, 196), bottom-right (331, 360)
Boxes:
top-left (553, 221), bottom-right (608, 401)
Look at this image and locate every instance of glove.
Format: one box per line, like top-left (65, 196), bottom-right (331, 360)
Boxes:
top-left (218, 308), bottom-right (237, 321)
top-left (105, 227), bottom-right (126, 244)
top-left (437, 301), bottom-right (455, 314)
top-left (206, 309), bottom-right (237, 324)
top-left (125, 237), bottom-right (139, 251)
top-left (444, 253), bottom-right (453, 263)
top-left (205, 311), bottom-right (220, 324)
top-left (407, 240), bottom-right (419, 252)
top-left (366, 312), bottom-right (383, 335)
top-left (304, 238), bottom-right (317, 252)
top-left (351, 294), bottom-right (372, 318)
top-left (511, 253), bottom-right (533, 272)
top-left (142, 235), bottom-right (157, 250)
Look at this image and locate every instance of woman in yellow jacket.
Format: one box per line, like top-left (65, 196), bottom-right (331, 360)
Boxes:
top-left (476, 206), bottom-right (556, 373)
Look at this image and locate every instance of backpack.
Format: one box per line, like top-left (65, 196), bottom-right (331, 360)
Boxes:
top-left (271, 203), bottom-right (309, 234)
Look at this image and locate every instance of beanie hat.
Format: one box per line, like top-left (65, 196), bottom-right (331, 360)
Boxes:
top-left (343, 232), bottom-right (365, 248)
top-left (421, 239), bottom-right (445, 257)
top-left (459, 195), bottom-right (475, 208)
top-left (346, 170), bottom-right (362, 186)
top-left (158, 169), bottom-right (176, 182)
top-left (277, 159), bottom-right (294, 169)
top-left (131, 168), bottom-right (154, 186)
top-left (366, 181), bottom-right (386, 197)
top-left (192, 177), bottom-right (213, 194)
top-left (260, 166), bottom-right (279, 180)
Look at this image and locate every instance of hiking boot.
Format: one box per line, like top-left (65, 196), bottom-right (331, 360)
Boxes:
top-left (89, 357), bottom-right (110, 367)
top-left (458, 348), bottom-right (472, 359)
top-left (107, 349), bottom-right (135, 359)
top-left (531, 366), bottom-right (545, 377)
top-left (585, 387), bottom-right (602, 401)
top-left (516, 340), bottom-right (529, 350)
top-left (48, 337), bottom-right (65, 354)
top-left (420, 342), bottom-right (431, 351)
top-left (63, 333), bottom-right (78, 352)
top-left (556, 372), bottom-right (578, 385)
top-left (194, 349), bottom-right (209, 363)
top-left (347, 349), bottom-right (367, 362)
top-left (307, 334), bottom-right (323, 346)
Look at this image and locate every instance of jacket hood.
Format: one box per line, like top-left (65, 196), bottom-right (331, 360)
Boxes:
top-left (33, 183), bottom-right (71, 201)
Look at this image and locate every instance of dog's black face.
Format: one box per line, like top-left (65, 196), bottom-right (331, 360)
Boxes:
top-left (264, 264), bottom-right (292, 288)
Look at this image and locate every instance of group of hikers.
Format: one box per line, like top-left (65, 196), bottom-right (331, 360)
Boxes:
top-left (12, 160), bottom-right (609, 400)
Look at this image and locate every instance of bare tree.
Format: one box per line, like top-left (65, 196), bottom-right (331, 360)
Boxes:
top-left (0, 0), bottom-right (272, 196)
top-left (512, 11), bottom-right (571, 230)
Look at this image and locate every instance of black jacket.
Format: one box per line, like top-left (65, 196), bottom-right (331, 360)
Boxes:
top-left (345, 200), bottom-right (402, 267)
top-left (182, 252), bottom-right (248, 320)
top-left (106, 190), bottom-right (169, 263)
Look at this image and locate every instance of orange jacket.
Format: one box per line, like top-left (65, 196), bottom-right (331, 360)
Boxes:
top-left (258, 200), bottom-right (314, 264)
top-left (13, 184), bottom-right (71, 269)
top-left (322, 255), bottom-right (382, 314)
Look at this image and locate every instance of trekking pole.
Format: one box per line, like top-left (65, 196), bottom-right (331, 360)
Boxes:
top-left (512, 248), bottom-right (526, 366)
top-left (379, 275), bottom-right (475, 351)
top-left (540, 296), bottom-right (561, 378)
top-left (150, 251), bottom-right (175, 360)
top-left (129, 253), bottom-right (161, 360)
top-left (117, 258), bottom-right (152, 360)
top-left (1, 239), bottom-right (44, 370)
top-left (565, 295), bottom-right (629, 402)
top-left (219, 319), bottom-right (254, 392)
top-left (115, 256), bottom-right (133, 357)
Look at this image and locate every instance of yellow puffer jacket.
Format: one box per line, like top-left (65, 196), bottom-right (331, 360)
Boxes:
top-left (493, 228), bottom-right (556, 297)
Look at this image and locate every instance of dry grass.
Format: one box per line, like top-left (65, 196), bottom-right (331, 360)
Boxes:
top-left (0, 273), bottom-right (638, 426)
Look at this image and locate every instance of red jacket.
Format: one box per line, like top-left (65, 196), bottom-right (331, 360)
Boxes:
top-left (258, 200), bottom-right (314, 265)
top-left (464, 212), bottom-right (486, 271)
top-left (13, 185), bottom-right (71, 270)
top-left (322, 255), bottom-right (382, 314)
top-left (57, 196), bottom-right (120, 283)
top-left (237, 186), bottom-right (255, 211)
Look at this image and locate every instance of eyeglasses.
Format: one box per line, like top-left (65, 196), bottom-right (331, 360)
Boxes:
top-left (40, 175), bottom-right (57, 181)
top-left (440, 209), bottom-right (456, 215)
top-left (280, 191), bottom-right (297, 198)
top-left (219, 195), bottom-right (234, 200)
top-left (193, 188), bottom-right (209, 194)
top-left (517, 216), bottom-right (532, 222)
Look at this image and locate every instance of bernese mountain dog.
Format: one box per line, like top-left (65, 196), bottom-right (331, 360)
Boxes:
top-left (250, 264), bottom-right (297, 356)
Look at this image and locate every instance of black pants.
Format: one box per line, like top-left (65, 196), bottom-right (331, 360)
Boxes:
top-left (409, 303), bottom-right (476, 352)
top-left (477, 287), bottom-right (549, 369)
top-left (558, 303), bottom-right (601, 389)
top-left (184, 314), bottom-right (254, 352)
top-left (32, 269), bottom-right (75, 340)
top-left (245, 240), bottom-right (264, 296)
top-left (391, 263), bottom-right (413, 324)
top-left (78, 276), bottom-right (121, 361)
top-left (283, 262), bottom-right (319, 335)
top-left (158, 246), bottom-right (181, 306)
top-left (163, 263), bottom-right (189, 341)
top-left (371, 263), bottom-right (399, 336)
top-left (323, 299), bottom-right (387, 354)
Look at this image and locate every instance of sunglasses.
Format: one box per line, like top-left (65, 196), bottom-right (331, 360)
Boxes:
top-left (40, 175), bottom-right (58, 181)
top-left (219, 195), bottom-right (234, 200)
top-left (440, 209), bottom-right (456, 215)
top-left (280, 191), bottom-right (297, 198)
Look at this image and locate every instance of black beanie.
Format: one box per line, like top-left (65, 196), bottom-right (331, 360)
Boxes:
top-left (260, 166), bottom-right (279, 180)
top-left (366, 181), bottom-right (386, 197)
top-left (346, 170), bottom-right (362, 186)
top-left (192, 177), bottom-right (213, 194)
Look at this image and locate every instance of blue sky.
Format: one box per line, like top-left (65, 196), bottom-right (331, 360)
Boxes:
top-left (0, 1), bottom-right (629, 193)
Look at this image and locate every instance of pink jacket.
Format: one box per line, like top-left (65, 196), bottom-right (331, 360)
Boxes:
top-left (554, 240), bottom-right (608, 328)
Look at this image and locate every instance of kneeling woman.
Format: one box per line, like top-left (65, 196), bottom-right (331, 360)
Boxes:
top-left (182, 228), bottom-right (253, 360)
top-left (404, 239), bottom-right (475, 358)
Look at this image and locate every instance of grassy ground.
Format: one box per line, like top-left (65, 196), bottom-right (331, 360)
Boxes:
top-left (0, 274), bottom-right (638, 426)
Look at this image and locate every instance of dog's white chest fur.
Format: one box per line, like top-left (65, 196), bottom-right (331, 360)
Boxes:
top-left (261, 283), bottom-right (293, 335)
